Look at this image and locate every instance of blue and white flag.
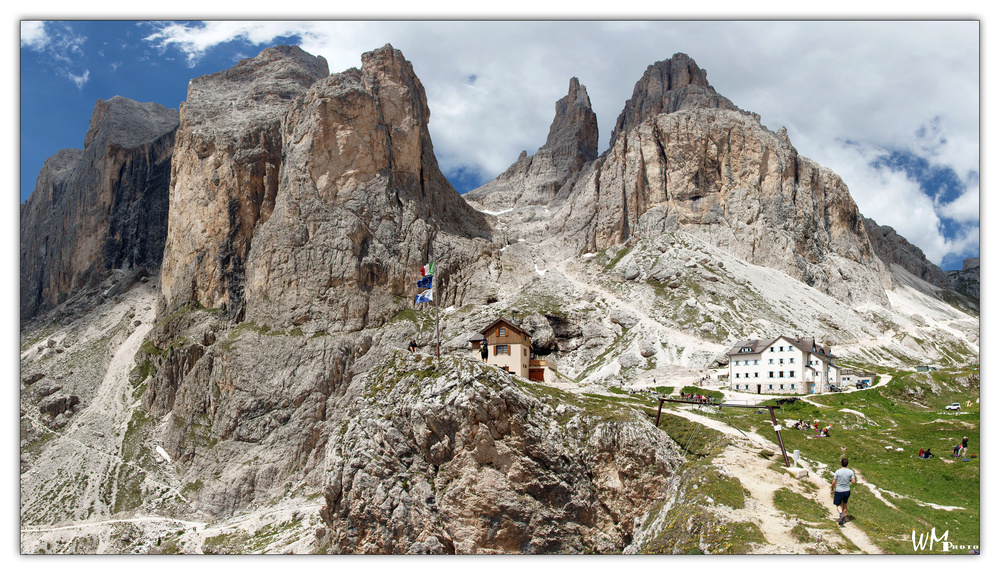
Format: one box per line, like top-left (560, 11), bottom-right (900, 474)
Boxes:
top-left (417, 275), bottom-right (433, 289)
top-left (415, 289), bottom-right (433, 304)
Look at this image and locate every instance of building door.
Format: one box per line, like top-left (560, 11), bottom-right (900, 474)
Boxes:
top-left (756, 384), bottom-right (761, 394)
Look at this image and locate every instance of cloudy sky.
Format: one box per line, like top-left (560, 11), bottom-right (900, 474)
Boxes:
top-left (19, 17), bottom-right (981, 270)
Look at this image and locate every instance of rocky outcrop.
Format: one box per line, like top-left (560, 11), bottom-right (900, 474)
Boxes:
top-left (608, 53), bottom-right (741, 147)
top-left (947, 257), bottom-right (979, 300)
top-left (159, 45), bottom-right (330, 317)
top-left (863, 217), bottom-right (948, 288)
top-left (464, 78), bottom-right (599, 211)
top-left (318, 352), bottom-right (683, 554)
top-left (550, 103), bottom-right (891, 305)
top-left (20, 96), bottom-right (177, 320)
top-left (243, 45), bottom-right (495, 332)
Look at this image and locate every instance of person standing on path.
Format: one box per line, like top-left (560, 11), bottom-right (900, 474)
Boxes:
top-left (831, 457), bottom-right (856, 526)
top-left (480, 339), bottom-right (489, 362)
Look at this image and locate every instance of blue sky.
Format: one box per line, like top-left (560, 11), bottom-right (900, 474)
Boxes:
top-left (19, 19), bottom-right (981, 271)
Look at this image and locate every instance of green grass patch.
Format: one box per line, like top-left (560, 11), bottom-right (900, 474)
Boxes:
top-left (695, 367), bottom-right (979, 553)
top-left (773, 487), bottom-right (830, 524)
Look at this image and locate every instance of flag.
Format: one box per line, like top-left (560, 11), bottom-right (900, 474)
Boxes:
top-left (417, 275), bottom-right (433, 289)
top-left (420, 262), bottom-right (435, 276)
top-left (415, 289), bottom-right (433, 304)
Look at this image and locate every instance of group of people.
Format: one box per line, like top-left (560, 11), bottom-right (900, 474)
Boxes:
top-left (915, 436), bottom-right (972, 460)
top-left (791, 420), bottom-right (830, 437)
top-left (679, 392), bottom-right (717, 404)
top-left (951, 436), bottom-right (970, 458)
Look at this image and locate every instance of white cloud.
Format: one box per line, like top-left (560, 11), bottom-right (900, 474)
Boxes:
top-left (64, 69), bottom-right (90, 90)
top-left (21, 21), bottom-right (90, 87)
top-left (20, 21), bottom-right (49, 50)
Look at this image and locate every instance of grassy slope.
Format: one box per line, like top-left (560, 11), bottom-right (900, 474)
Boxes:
top-left (703, 368), bottom-right (979, 554)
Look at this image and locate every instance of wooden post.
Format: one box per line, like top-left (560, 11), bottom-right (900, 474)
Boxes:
top-left (767, 406), bottom-right (791, 467)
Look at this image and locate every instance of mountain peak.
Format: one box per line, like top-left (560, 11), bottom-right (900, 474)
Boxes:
top-left (609, 53), bottom-right (738, 146)
top-left (542, 76), bottom-right (599, 162)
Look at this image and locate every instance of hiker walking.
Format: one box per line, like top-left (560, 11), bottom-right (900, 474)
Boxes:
top-left (831, 457), bottom-right (856, 526)
top-left (480, 339), bottom-right (489, 362)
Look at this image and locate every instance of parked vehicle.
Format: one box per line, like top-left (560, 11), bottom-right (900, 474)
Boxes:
top-left (945, 403), bottom-right (961, 411)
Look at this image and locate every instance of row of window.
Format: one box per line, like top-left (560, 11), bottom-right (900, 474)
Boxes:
top-left (735, 383), bottom-right (797, 391)
top-left (734, 371), bottom-right (797, 379)
top-left (735, 357), bottom-right (798, 366)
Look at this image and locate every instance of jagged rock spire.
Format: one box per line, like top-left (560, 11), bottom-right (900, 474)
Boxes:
top-left (464, 77), bottom-right (598, 211)
top-left (543, 77), bottom-right (599, 164)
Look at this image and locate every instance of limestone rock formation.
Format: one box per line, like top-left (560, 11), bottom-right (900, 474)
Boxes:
top-left (545, 53), bottom-right (891, 305)
top-left (159, 45), bottom-right (330, 317)
top-left (947, 257), bottom-right (980, 300)
top-left (863, 217), bottom-right (949, 288)
top-left (20, 96), bottom-right (178, 320)
top-left (243, 44), bottom-right (495, 332)
top-left (608, 52), bottom-right (741, 147)
top-left (465, 77), bottom-right (598, 211)
top-left (318, 352), bottom-right (682, 553)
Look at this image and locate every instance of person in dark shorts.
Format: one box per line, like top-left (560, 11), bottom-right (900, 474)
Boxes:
top-left (831, 457), bottom-right (856, 526)
top-left (480, 340), bottom-right (489, 362)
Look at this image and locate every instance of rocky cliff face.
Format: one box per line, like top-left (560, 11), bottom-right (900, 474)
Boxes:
top-left (464, 77), bottom-right (598, 211)
top-left (20, 96), bottom-right (178, 321)
top-left (243, 45), bottom-right (495, 332)
top-left (549, 97), bottom-right (890, 305)
top-left (317, 352), bottom-right (682, 554)
top-left (947, 257), bottom-right (980, 300)
top-left (158, 45), bottom-right (330, 317)
top-left (862, 217), bottom-right (949, 288)
top-left (608, 53), bottom-right (741, 147)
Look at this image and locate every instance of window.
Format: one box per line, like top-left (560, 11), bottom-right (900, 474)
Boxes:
top-left (769, 371), bottom-right (774, 378)
top-left (791, 384), bottom-right (796, 390)
top-left (745, 373), bottom-right (749, 379)
top-left (770, 347), bottom-right (774, 352)
top-left (769, 359), bottom-right (774, 364)
top-left (779, 358), bottom-right (784, 364)
top-left (754, 372), bottom-right (759, 378)
top-left (754, 360), bottom-right (759, 365)
top-left (736, 373), bottom-right (740, 379)
top-left (735, 360), bottom-right (741, 366)
top-left (779, 371), bottom-right (784, 378)
top-left (768, 384), bottom-right (774, 390)
top-left (790, 370), bottom-right (795, 378)
top-left (789, 357), bottom-right (795, 364)
top-left (499, 327), bottom-right (506, 336)
top-left (495, 345), bottom-right (510, 355)
top-left (779, 384), bottom-right (784, 390)
top-left (524, 349), bottom-right (527, 356)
